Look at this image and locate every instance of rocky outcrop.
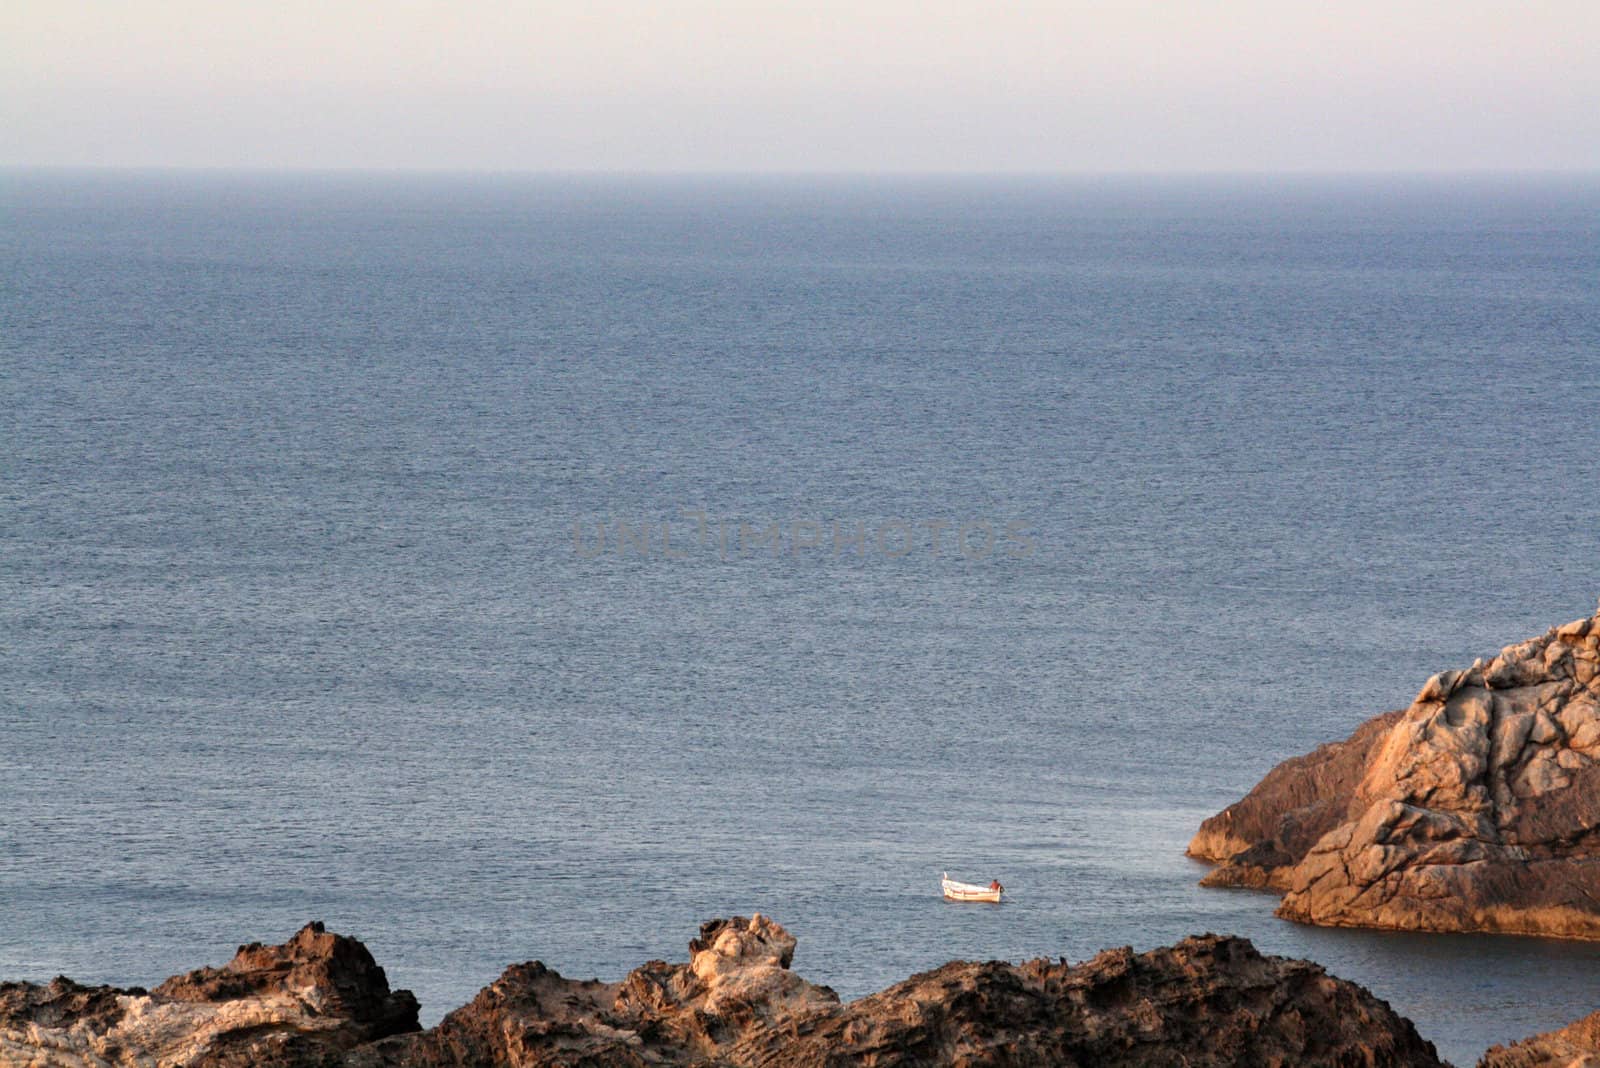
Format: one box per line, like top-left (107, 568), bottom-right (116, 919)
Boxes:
top-left (1478, 1010), bottom-right (1600, 1067)
top-left (1192, 607), bottom-right (1600, 938)
top-left (735, 930), bottom-right (1442, 1068)
top-left (0, 921), bottom-right (419, 1067)
top-left (353, 914), bottom-right (841, 1067)
top-left (2, 917), bottom-right (1444, 1067)
top-left (1190, 708), bottom-right (1406, 890)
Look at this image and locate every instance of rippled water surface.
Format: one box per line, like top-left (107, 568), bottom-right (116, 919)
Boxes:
top-left (3, 172), bottom-right (1599, 1065)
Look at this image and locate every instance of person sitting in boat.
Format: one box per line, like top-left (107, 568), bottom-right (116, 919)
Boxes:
top-left (988, 879), bottom-right (1003, 893)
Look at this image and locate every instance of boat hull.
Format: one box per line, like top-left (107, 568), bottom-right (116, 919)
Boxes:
top-left (942, 887), bottom-right (1002, 902)
top-left (941, 877), bottom-right (1002, 903)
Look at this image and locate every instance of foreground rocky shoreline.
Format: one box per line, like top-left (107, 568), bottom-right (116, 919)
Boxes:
top-left (1191, 608), bottom-right (1600, 940)
top-left (3, 916), bottom-right (1449, 1067)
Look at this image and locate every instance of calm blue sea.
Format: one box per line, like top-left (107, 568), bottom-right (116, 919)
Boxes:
top-left (2, 172), bottom-right (1598, 1065)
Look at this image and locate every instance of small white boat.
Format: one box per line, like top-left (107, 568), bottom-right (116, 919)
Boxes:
top-left (942, 872), bottom-right (1003, 902)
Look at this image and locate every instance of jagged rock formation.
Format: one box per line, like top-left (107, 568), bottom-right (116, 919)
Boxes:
top-left (1, 917), bottom-right (1444, 1067)
top-left (1479, 1010), bottom-right (1600, 1067)
top-left (352, 914), bottom-right (841, 1067)
top-left (1192, 608), bottom-right (1600, 938)
top-left (0, 921), bottom-right (419, 1067)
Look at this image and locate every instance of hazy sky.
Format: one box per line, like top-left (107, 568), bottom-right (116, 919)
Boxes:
top-left (4, 1), bottom-right (1597, 171)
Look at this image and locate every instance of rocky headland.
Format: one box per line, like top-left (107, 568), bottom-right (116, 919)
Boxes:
top-left (1191, 608), bottom-right (1600, 938)
top-left (1, 916), bottom-right (1444, 1067)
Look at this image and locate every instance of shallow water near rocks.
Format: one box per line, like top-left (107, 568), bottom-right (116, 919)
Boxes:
top-left (3, 172), bottom-right (1599, 1066)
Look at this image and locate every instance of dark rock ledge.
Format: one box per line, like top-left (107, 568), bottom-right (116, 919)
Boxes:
top-left (1, 915), bottom-right (1445, 1067)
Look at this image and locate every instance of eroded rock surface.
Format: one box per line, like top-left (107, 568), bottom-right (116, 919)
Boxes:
top-left (2, 917), bottom-right (1443, 1067)
top-left (739, 931), bottom-right (1441, 1068)
top-left (1479, 1010), bottom-right (1600, 1067)
top-left (1192, 608), bottom-right (1600, 938)
top-left (354, 914), bottom-right (841, 1068)
top-left (0, 921), bottom-right (419, 1067)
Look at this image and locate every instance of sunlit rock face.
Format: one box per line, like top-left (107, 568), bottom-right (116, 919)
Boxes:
top-left (1193, 608), bottom-right (1600, 939)
top-left (1479, 1009), bottom-right (1600, 1068)
top-left (0, 921), bottom-right (419, 1067)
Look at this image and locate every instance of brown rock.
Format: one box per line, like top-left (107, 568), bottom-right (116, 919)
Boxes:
top-left (1188, 708), bottom-right (1404, 890)
top-left (1193, 608), bottom-right (1600, 939)
top-left (359, 914), bottom-right (841, 1067)
top-left (154, 921), bottom-right (420, 1036)
top-left (1479, 1009), bottom-right (1600, 1067)
top-left (2, 918), bottom-right (1446, 1067)
top-left (0, 922), bottom-right (418, 1067)
top-left (360, 917), bottom-right (1441, 1068)
top-left (751, 933), bottom-right (1444, 1068)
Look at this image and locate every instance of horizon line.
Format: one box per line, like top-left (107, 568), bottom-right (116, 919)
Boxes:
top-left (5, 164), bottom-right (1600, 180)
